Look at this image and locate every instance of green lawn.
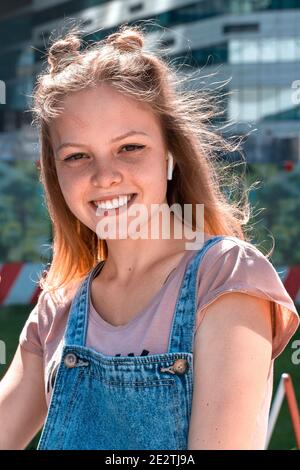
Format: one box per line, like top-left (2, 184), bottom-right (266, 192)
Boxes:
top-left (0, 304), bottom-right (299, 450)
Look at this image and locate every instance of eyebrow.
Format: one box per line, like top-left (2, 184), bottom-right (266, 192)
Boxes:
top-left (55, 130), bottom-right (150, 153)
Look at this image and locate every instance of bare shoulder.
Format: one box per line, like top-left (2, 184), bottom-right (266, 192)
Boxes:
top-left (189, 292), bottom-right (273, 449)
top-left (196, 292), bottom-right (272, 347)
top-left (194, 292), bottom-right (273, 372)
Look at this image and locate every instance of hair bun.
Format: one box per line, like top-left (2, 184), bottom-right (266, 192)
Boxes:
top-left (48, 32), bottom-right (81, 74)
top-left (105, 26), bottom-right (144, 53)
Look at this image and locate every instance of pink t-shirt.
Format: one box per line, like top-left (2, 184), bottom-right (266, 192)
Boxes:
top-left (19, 235), bottom-right (300, 449)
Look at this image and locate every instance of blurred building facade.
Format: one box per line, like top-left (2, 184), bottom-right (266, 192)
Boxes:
top-left (0, 0), bottom-right (300, 162)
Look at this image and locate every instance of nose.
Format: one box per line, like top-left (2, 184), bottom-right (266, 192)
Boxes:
top-left (90, 158), bottom-right (122, 188)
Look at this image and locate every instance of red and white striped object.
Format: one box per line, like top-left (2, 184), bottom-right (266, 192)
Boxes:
top-left (0, 262), bottom-right (42, 306)
top-left (0, 262), bottom-right (299, 306)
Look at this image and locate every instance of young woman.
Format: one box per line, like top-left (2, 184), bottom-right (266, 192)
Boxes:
top-left (0, 23), bottom-right (298, 450)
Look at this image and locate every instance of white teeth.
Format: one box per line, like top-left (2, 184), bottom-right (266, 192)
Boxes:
top-left (93, 194), bottom-right (134, 210)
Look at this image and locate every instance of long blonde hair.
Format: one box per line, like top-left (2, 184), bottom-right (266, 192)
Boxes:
top-left (31, 22), bottom-right (268, 297)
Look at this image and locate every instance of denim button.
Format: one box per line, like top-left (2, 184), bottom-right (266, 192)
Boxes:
top-left (64, 353), bottom-right (78, 368)
top-left (172, 359), bottom-right (188, 375)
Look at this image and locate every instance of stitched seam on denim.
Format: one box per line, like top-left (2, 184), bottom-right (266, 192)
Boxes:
top-left (164, 375), bottom-right (182, 449)
top-left (67, 348), bottom-right (192, 365)
top-left (81, 275), bottom-right (90, 345)
top-left (172, 275), bottom-right (193, 353)
top-left (74, 289), bottom-right (86, 345)
top-left (85, 372), bottom-right (175, 387)
top-left (82, 264), bottom-right (102, 345)
top-left (177, 374), bottom-right (192, 449)
top-left (65, 278), bottom-right (85, 345)
top-left (56, 369), bottom-right (84, 448)
top-left (167, 260), bottom-right (193, 353)
top-left (70, 276), bottom-right (88, 346)
top-left (37, 360), bottom-right (66, 449)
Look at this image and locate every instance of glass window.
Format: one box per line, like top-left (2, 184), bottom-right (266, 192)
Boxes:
top-left (277, 38), bottom-right (296, 62)
top-left (159, 0), bottom-right (228, 25)
top-left (0, 49), bottom-right (23, 81)
top-left (33, 0), bottom-right (110, 26)
top-left (228, 89), bottom-right (241, 121)
top-left (278, 88), bottom-right (295, 114)
top-left (227, 87), bottom-right (297, 122)
top-left (229, 39), bottom-right (259, 63)
top-left (229, 40), bottom-right (242, 63)
top-left (0, 13), bottom-right (31, 48)
top-left (224, 23), bottom-right (259, 33)
top-left (168, 43), bottom-right (228, 68)
top-left (259, 88), bottom-right (277, 118)
top-left (229, 37), bottom-right (300, 64)
top-left (6, 76), bottom-right (33, 111)
top-left (0, 1), bottom-right (30, 16)
top-left (240, 88), bottom-right (259, 121)
top-left (242, 40), bottom-right (259, 63)
top-left (229, 0), bottom-right (300, 13)
top-left (296, 39), bottom-right (300, 61)
top-left (260, 38), bottom-right (277, 62)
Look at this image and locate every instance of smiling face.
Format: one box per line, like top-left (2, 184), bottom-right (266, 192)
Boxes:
top-left (50, 83), bottom-right (169, 235)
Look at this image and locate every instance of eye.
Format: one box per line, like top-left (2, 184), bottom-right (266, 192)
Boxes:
top-left (120, 144), bottom-right (145, 153)
top-left (64, 144), bottom-right (145, 162)
top-left (63, 145), bottom-right (144, 161)
top-left (64, 153), bottom-right (88, 162)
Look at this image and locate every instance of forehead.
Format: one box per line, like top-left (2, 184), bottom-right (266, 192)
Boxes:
top-left (49, 84), bottom-right (163, 144)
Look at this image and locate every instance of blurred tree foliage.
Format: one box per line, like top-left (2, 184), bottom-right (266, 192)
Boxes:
top-left (237, 162), bottom-right (300, 266)
top-left (0, 160), bottom-right (50, 262)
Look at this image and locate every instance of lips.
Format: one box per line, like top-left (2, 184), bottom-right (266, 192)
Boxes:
top-left (90, 193), bottom-right (138, 214)
top-left (93, 194), bottom-right (133, 209)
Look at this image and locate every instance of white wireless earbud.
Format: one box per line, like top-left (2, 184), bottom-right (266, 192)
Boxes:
top-left (167, 152), bottom-right (174, 181)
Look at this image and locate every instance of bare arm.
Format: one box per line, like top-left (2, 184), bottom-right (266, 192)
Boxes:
top-left (188, 292), bottom-right (273, 450)
top-left (0, 345), bottom-right (48, 449)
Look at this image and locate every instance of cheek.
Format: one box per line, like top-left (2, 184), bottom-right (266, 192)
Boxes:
top-left (150, 158), bottom-right (167, 184)
top-left (142, 162), bottom-right (167, 201)
top-left (56, 170), bottom-right (82, 210)
top-left (56, 166), bottom-right (79, 191)
top-left (141, 154), bottom-right (166, 181)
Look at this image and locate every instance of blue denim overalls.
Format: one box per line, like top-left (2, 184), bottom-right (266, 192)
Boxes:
top-left (37, 235), bottom-right (226, 450)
